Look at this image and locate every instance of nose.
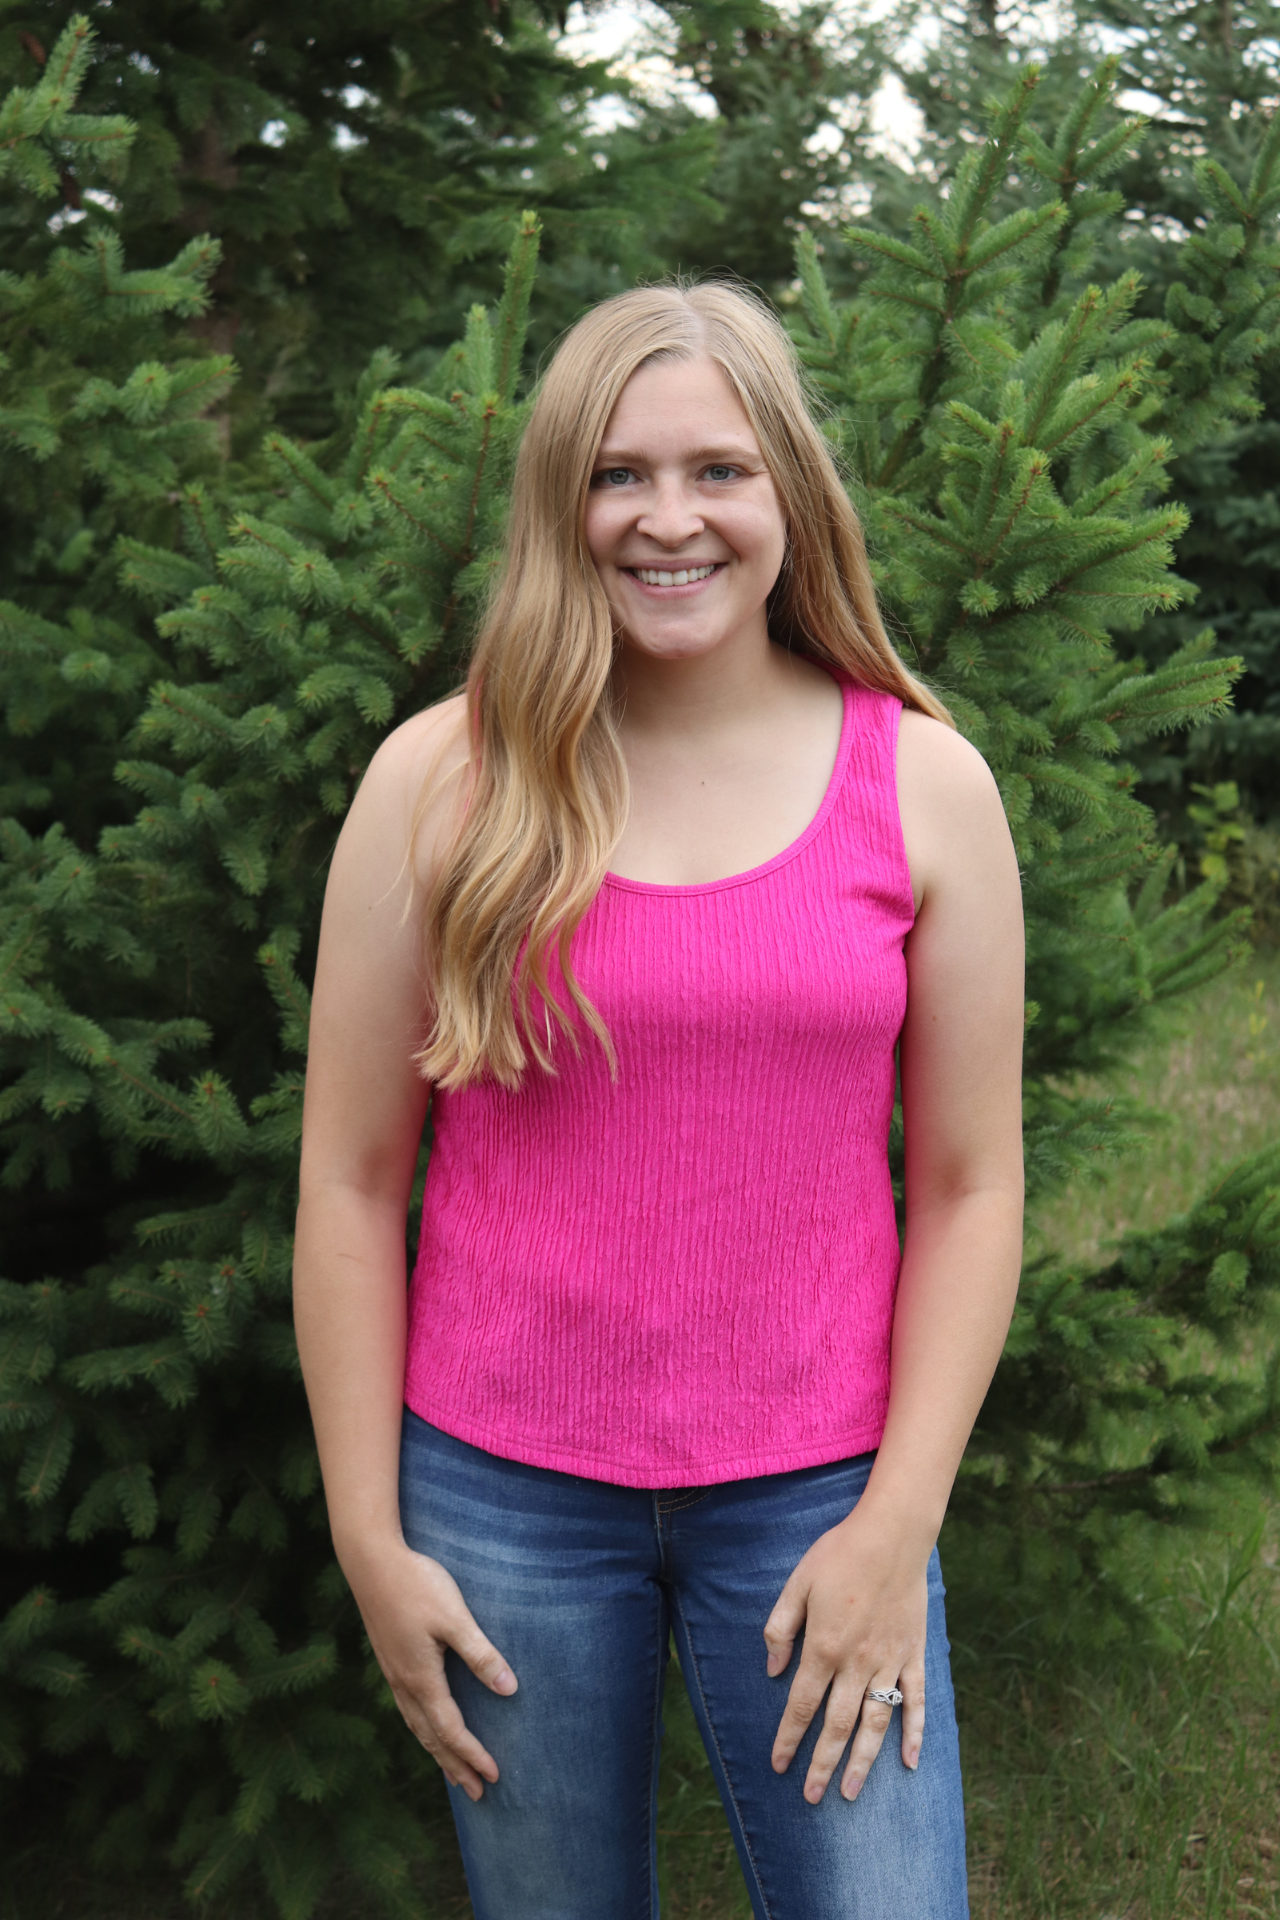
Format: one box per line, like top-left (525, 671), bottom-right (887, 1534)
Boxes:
top-left (635, 475), bottom-right (705, 549)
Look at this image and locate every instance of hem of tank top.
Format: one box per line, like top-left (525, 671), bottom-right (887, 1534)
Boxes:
top-left (601, 670), bottom-right (858, 899)
top-left (399, 1390), bottom-right (889, 1489)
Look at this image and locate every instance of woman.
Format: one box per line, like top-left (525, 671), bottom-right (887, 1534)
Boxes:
top-left (294, 282), bottom-right (1024, 1920)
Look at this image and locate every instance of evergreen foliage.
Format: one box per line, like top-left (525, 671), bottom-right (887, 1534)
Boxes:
top-left (1, 0), bottom-right (911, 436)
top-left (2, 0), bottom-right (717, 441)
top-left (1074, 0), bottom-right (1280, 837)
top-left (864, 0), bottom-right (1280, 844)
top-left (621, 0), bottom-right (888, 289)
top-left (0, 289), bottom-right (229, 846)
top-left (1, 28), bottom-right (1279, 1915)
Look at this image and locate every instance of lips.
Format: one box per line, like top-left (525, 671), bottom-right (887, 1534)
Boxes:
top-left (626, 563), bottom-right (722, 587)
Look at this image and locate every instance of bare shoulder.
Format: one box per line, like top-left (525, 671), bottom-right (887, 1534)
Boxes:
top-left (896, 708), bottom-right (1016, 912)
top-left (897, 707), bottom-right (998, 803)
top-left (357, 692), bottom-right (469, 817)
top-left (330, 692), bottom-right (470, 906)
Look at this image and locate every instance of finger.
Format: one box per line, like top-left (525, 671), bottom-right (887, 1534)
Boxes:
top-left (423, 1668), bottom-right (505, 1779)
top-left (428, 1737), bottom-right (489, 1802)
top-left (900, 1654), bottom-right (925, 1771)
top-left (763, 1575), bottom-right (808, 1679)
top-left (394, 1643), bottom-right (503, 1787)
top-left (395, 1682), bottom-right (499, 1798)
top-left (443, 1604), bottom-right (518, 1696)
top-left (771, 1649), bottom-right (833, 1773)
top-left (434, 1745), bottom-right (489, 1802)
top-left (800, 1682), bottom-right (865, 1804)
top-left (837, 1677), bottom-right (898, 1802)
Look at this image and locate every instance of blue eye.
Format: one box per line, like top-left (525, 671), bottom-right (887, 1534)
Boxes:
top-left (596, 468), bottom-right (633, 487)
top-left (705, 465), bottom-right (736, 481)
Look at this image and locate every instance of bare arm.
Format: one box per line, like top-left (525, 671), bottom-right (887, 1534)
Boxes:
top-left (865, 706), bottom-right (1025, 1541)
top-left (293, 697), bottom-right (516, 1801)
top-left (765, 708), bottom-right (1025, 1802)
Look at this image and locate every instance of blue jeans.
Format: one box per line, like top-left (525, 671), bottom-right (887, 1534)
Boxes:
top-left (398, 1410), bottom-right (968, 1920)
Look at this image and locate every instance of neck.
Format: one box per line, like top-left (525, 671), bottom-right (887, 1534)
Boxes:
top-left (611, 622), bottom-right (800, 741)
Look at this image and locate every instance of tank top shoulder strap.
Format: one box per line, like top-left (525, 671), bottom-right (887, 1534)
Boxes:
top-left (823, 679), bottom-right (914, 916)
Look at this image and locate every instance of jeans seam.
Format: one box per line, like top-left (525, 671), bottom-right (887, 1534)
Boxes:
top-left (672, 1589), bottom-right (774, 1920)
top-left (655, 1489), bottom-right (711, 1515)
top-left (645, 1584), bottom-right (665, 1920)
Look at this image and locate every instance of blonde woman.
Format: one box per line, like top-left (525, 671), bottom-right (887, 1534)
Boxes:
top-left (294, 283), bottom-right (1024, 1919)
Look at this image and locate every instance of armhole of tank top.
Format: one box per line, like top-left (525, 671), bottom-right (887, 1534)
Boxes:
top-left (888, 696), bottom-right (919, 927)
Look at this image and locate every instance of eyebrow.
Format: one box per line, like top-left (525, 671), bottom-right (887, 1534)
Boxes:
top-left (593, 442), bottom-right (762, 465)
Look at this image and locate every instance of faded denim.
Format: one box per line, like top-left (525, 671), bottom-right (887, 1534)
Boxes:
top-left (398, 1409), bottom-right (969, 1920)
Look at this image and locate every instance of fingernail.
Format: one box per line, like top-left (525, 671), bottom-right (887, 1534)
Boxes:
top-left (908, 1750), bottom-right (919, 1771)
top-left (766, 1655), bottom-right (779, 1676)
top-left (842, 1781), bottom-right (858, 1801)
top-left (805, 1783), bottom-right (823, 1804)
top-left (492, 1667), bottom-right (517, 1694)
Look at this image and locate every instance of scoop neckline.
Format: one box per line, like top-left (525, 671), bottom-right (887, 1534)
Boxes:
top-left (602, 674), bottom-right (855, 898)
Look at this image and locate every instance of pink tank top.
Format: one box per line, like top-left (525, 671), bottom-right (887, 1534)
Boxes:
top-left (404, 680), bottom-right (915, 1487)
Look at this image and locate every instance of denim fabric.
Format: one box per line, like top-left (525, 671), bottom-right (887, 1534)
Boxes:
top-left (398, 1409), bottom-right (969, 1920)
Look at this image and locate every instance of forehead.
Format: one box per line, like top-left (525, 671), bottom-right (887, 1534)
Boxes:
top-left (597, 356), bottom-right (759, 457)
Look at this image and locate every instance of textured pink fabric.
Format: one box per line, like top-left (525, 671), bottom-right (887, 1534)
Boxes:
top-left (404, 679), bottom-right (915, 1487)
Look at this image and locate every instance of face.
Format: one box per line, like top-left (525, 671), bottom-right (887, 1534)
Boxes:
top-left (583, 356), bottom-right (787, 666)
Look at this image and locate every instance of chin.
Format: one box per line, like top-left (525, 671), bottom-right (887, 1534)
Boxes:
top-left (615, 613), bottom-right (732, 656)
top-left (622, 631), bottom-right (723, 663)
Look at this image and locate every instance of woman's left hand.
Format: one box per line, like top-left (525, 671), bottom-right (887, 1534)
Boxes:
top-left (763, 1500), bottom-right (930, 1804)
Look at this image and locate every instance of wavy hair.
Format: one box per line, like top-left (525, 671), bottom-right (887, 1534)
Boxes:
top-left (415, 281), bottom-right (952, 1090)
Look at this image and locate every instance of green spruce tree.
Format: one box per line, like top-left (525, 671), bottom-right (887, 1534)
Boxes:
top-left (626, 0), bottom-right (887, 292)
top-left (0, 14), bottom-right (234, 898)
top-left (859, 0), bottom-right (1280, 853)
top-left (3, 0), bottom-right (717, 442)
top-left (1068, 0), bottom-right (1280, 872)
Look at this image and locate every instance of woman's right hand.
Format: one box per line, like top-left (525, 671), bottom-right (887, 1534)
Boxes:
top-left (346, 1539), bottom-right (518, 1800)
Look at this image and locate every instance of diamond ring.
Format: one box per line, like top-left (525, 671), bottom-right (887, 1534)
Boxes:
top-left (866, 1686), bottom-right (904, 1707)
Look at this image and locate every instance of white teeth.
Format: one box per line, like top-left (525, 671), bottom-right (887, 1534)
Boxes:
top-left (633, 564), bottom-right (717, 586)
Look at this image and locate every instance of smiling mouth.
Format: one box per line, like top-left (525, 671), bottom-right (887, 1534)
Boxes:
top-left (626, 563), bottom-right (722, 587)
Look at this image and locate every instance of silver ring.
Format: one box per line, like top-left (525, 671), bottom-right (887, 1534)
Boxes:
top-left (866, 1686), bottom-right (904, 1707)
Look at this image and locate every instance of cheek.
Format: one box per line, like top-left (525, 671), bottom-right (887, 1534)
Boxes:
top-left (735, 505), bottom-right (787, 584)
top-left (583, 495), bottom-right (623, 568)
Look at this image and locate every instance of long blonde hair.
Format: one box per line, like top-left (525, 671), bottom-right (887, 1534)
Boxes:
top-left (416, 281), bottom-right (952, 1090)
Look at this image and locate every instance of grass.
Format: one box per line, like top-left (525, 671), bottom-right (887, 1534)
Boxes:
top-left (955, 1496), bottom-right (1280, 1920)
top-left (1031, 953), bottom-right (1280, 1272)
top-left (5, 956), bottom-right (1279, 1920)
